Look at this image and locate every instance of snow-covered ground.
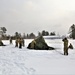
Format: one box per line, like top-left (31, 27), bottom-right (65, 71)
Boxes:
top-left (0, 39), bottom-right (75, 75)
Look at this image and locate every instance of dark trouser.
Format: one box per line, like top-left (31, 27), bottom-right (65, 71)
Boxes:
top-left (19, 43), bottom-right (22, 48)
top-left (15, 43), bottom-right (18, 47)
top-left (64, 47), bottom-right (68, 55)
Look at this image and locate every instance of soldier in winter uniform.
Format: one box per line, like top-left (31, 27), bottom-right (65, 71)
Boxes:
top-left (10, 37), bottom-right (12, 44)
top-left (18, 38), bottom-right (22, 49)
top-left (15, 38), bottom-right (19, 47)
top-left (22, 38), bottom-right (25, 47)
top-left (62, 37), bottom-right (68, 55)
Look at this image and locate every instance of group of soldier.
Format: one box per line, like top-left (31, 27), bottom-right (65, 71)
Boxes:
top-left (9, 37), bottom-right (25, 49)
top-left (15, 38), bottom-right (25, 48)
top-left (9, 36), bottom-right (73, 55)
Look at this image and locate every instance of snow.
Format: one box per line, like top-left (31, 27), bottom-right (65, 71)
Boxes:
top-left (43, 35), bottom-right (61, 39)
top-left (0, 39), bottom-right (75, 75)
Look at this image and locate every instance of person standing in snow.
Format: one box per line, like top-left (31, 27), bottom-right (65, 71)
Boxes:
top-left (62, 37), bottom-right (69, 55)
top-left (18, 38), bottom-right (22, 49)
top-left (15, 38), bottom-right (19, 47)
top-left (22, 38), bottom-right (25, 47)
top-left (9, 37), bottom-right (12, 44)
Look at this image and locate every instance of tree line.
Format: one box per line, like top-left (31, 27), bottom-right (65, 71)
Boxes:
top-left (0, 24), bottom-right (75, 39)
top-left (68, 24), bottom-right (75, 39)
top-left (0, 28), bottom-right (56, 40)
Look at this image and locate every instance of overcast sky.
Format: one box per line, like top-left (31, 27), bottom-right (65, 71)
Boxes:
top-left (0, 0), bottom-right (75, 36)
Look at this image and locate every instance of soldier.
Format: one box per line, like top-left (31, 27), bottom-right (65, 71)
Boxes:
top-left (22, 38), bottom-right (25, 47)
top-left (62, 37), bottom-right (68, 55)
top-left (10, 37), bottom-right (12, 44)
top-left (15, 38), bottom-right (19, 47)
top-left (18, 38), bottom-right (22, 49)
